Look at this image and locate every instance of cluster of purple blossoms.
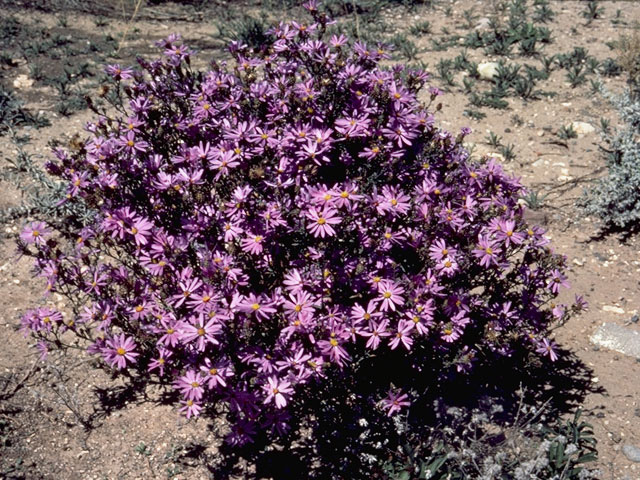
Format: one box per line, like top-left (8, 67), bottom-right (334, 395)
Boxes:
top-left (18, 2), bottom-right (585, 447)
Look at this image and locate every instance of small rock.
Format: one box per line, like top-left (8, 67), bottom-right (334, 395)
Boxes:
top-left (485, 152), bottom-right (505, 161)
top-left (13, 74), bottom-right (34, 89)
top-left (622, 444), bottom-right (640, 463)
top-left (477, 62), bottom-right (500, 80)
top-left (573, 258), bottom-right (584, 266)
top-left (475, 17), bottom-right (492, 30)
top-left (602, 305), bottom-right (625, 314)
top-left (532, 159), bottom-right (544, 167)
top-left (591, 323), bottom-right (640, 359)
top-left (537, 130), bottom-right (545, 137)
top-left (571, 121), bottom-right (596, 137)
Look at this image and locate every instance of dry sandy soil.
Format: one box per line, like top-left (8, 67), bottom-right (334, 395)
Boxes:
top-left (1, 1), bottom-right (639, 479)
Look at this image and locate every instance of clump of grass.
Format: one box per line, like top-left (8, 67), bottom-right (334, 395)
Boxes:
top-left (0, 85), bottom-right (50, 135)
top-left (613, 31), bottom-right (640, 97)
top-left (409, 20), bottom-right (431, 36)
top-left (581, 0), bottom-right (604, 24)
top-left (216, 15), bottom-right (272, 51)
top-left (557, 124), bottom-right (578, 140)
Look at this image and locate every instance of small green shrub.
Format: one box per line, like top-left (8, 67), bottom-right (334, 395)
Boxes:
top-left (580, 88), bottom-right (640, 231)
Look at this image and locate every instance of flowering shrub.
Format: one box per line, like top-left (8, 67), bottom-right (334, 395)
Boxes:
top-left (18, 2), bottom-right (584, 455)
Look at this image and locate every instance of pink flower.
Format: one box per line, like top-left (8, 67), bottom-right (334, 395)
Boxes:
top-left (283, 290), bottom-right (317, 318)
top-left (241, 233), bottom-right (265, 255)
top-left (548, 269), bottom-right (570, 294)
top-left (389, 321), bottom-right (414, 350)
top-left (377, 280), bottom-right (405, 312)
top-left (179, 399), bottom-right (202, 418)
top-left (176, 370), bottom-right (206, 401)
top-left (180, 316), bottom-right (222, 351)
top-left (263, 376), bottom-right (294, 408)
top-left (381, 389), bottom-right (411, 416)
top-left (360, 319), bottom-right (390, 350)
top-left (20, 221), bottom-right (51, 246)
top-left (472, 235), bottom-right (502, 268)
top-left (536, 338), bottom-right (558, 361)
top-left (238, 293), bottom-right (277, 321)
top-left (283, 269), bottom-right (305, 294)
top-left (305, 206), bottom-right (342, 238)
top-left (103, 334), bottom-right (139, 369)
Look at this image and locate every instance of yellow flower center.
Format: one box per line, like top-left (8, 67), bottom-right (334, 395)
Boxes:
top-left (383, 291), bottom-right (392, 299)
top-left (329, 338), bottom-right (338, 347)
top-left (191, 381), bottom-right (200, 388)
top-left (127, 140), bottom-right (134, 147)
top-left (131, 227), bottom-right (138, 235)
top-left (363, 313), bottom-right (371, 320)
top-left (202, 296), bottom-right (211, 303)
top-left (294, 305), bottom-right (302, 312)
top-left (390, 199), bottom-right (398, 206)
top-left (197, 328), bottom-right (206, 336)
top-left (317, 217), bottom-right (326, 225)
top-left (116, 347), bottom-right (126, 356)
top-left (340, 191), bottom-right (349, 198)
top-left (252, 303), bottom-right (260, 310)
top-left (135, 305), bottom-right (144, 312)
top-left (209, 368), bottom-right (218, 375)
top-left (32, 230), bottom-right (40, 237)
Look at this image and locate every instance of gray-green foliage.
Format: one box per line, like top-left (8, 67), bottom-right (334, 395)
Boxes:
top-left (580, 88), bottom-right (640, 231)
top-left (0, 85), bottom-right (49, 135)
top-left (380, 399), bottom-right (598, 480)
top-left (0, 134), bottom-right (95, 226)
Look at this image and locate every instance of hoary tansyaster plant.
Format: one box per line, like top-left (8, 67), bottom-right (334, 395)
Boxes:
top-left (18, 1), bottom-right (583, 449)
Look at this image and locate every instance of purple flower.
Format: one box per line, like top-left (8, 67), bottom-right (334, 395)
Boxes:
top-left (536, 338), bottom-right (559, 361)
top-left (103, 334), bottom-right (139, 369)
top-left (381, 389), bottom-right (411, 416)
top-left (20, 221), bottom-right (51, 246)
top-left (176, 370), bottom-right (206, 401)
top-left (389, 321), bottom-right (414, 351)
top-left (472, 235), bottom-right (502, 268)
top-left (306, 206), bottom-right (342, 238)
top-left (263, 376), bottom-right (294, 408)
top-left (377, 280), bottom-right (405, 312)
top-left (360, 319), bottom-right (390, 350)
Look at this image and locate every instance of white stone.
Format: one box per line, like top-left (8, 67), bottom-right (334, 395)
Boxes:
top-left (532, 159), bottom-right (544, 167)
top-left (477, 62), bottom-right (500, 80)
top-left (571, 121), bottom-right (596, 137)
top-left (592, 323), bottom-right (640, 359)
top-left (485, 152), bottom-right (505, 161)
top-left (475, 17), bottom-right (492, 30)
top-left (13, 74), bottom-right (34, 89)
top-left (602, 305), bottom-right (625, 314)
